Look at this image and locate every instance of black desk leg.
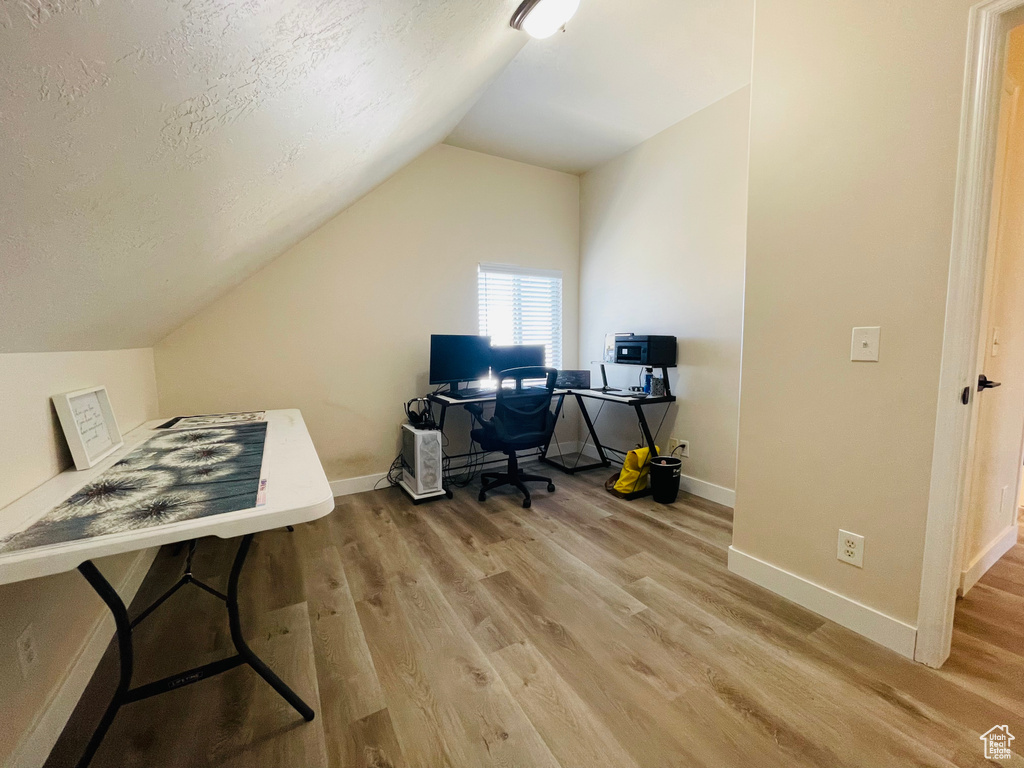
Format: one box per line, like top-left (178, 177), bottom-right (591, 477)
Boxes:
top-left (76, 561), bottom-right (133, 768)
top-left (433, 402), bottom-right (455, 498)
top-left (634, 403), bottom-right (659, 456)
top-left (539, 393), bottom-right (567, 461)
top-left (541, 393), bottom-right (611, 474)
top-left (227, 534), bottom-right (315, 721)
top-left (577, 394), bottom-right (612, 466)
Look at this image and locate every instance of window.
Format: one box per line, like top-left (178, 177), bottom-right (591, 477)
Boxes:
top-left (478, 263), bottom-right (563, 369)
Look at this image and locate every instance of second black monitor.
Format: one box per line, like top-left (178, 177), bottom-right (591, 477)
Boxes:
top-left (429, 335), bottom-right (547, 386)
top-left (490, 344), bottom-right (545, 375)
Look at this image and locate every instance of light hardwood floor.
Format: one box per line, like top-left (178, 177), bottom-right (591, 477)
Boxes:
top-left (47, 470), bottom-right (1024, 767)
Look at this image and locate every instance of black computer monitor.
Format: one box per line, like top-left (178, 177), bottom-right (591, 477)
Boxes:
top-left (490, 344), bottom-right (546, 376)
top-left (429, 335), bottom-right (492, 385)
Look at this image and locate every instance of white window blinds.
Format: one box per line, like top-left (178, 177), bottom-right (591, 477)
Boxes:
top-left (478, 263), bottom-right (563, 369)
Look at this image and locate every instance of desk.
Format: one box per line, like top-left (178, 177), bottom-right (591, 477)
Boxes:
top-left (427, 389), bottom-right (676, 478)
top-left (543, 389), bottom-right (676, 474)
top-left (0, 409), bottom-right (334, 768)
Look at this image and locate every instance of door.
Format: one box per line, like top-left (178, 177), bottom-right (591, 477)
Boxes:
top-left (960, 24), bottom-right (1024, 595)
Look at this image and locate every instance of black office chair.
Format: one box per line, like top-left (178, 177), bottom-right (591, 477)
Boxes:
top-left (468, 366), bottom-right (558, 508)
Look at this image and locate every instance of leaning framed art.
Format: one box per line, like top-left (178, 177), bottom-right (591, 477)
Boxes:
top-left (52, 386), bottom-right (124, 470)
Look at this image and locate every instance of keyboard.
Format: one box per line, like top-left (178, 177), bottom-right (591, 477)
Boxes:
top-left (445, 386), bottom-right (550, 400)
top-left (445, 387), bottom-right (495, 400)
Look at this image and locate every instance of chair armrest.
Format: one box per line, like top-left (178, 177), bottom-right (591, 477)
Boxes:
top-left (466, 403), bottom-right (493, 430)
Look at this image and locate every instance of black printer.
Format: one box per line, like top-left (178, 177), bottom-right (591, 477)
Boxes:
top-left (612, 334), bottom-right (677, 367)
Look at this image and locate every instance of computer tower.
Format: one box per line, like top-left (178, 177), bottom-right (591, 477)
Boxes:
top-left (399, 424), bottom-right (445, 502)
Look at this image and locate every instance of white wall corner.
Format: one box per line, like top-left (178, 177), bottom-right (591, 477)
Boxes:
top-left (9, 547), bottom-right (158, 768)
top-left (727, 546), bottom-right (918, 659)
top-left (959, 523), bottom-right (1018, 596)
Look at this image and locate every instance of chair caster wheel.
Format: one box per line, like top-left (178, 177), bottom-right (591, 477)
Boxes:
top-left (478, 491), bottom-right (487, 502)
top-left (522, 498), bottom-right (531, 508)
top-left (547, 483), bottom-right (556, 493)
top-left (446, 490), bottom-right (454, 499)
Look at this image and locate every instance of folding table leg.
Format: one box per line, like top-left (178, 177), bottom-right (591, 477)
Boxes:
top-left (73, 533), bottom-right (314, 768)
top-left (75, 561), bottom-right (134, 768)
top-left (226, 534), bottom-right (315, 721)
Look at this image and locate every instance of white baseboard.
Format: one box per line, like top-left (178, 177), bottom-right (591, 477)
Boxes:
top-left (329, 473), bottom-right (388, 497)
top-left (327, 439), bottom-right (584, 499)
top-left (678, 475), bottom-right (735, 508)
top-left (577, 444), bottom-right (735, 508)
top-left (328, 443), bottom-right (737, 510)
top-left (9, 547), bottom-right (158, 768)
top-left (727, 546), bottom-right (917, 659)
top-left (959, 524), bottom-right (1018, 596)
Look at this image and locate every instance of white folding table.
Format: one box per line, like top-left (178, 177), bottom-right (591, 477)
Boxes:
top-left (0, 409), bottom-right (335, 768)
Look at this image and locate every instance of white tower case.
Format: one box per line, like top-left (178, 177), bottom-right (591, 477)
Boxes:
top-left (398, 424), bottom-right (447, 503)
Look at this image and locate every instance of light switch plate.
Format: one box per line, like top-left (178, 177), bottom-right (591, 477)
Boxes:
top-left (851, 327), bottom-right (881, 362)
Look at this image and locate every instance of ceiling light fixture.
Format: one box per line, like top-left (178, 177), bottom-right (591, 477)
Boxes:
top-left (510, 0), bottom-right (581, 40)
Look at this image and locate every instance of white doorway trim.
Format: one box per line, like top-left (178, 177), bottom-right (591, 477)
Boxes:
top-left (916, 0), bottom-right (1024, 668)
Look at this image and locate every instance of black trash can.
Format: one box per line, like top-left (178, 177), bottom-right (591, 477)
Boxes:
top-left (649, 456), bottom-right (682, 504)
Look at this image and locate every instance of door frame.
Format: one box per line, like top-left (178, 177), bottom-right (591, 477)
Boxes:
top-left (916, 0), bottom-right (1024, 668)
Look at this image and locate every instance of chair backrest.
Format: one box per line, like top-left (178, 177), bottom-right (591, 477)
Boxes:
top-left (492, 367), bottom-right (558, 447)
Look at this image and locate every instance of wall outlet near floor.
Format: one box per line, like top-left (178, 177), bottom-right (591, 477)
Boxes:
top-left (16, 624), bottom-right (38, 680)
top-left (837, 530), bottom-right (864, 568)
top-left (668, 438), bottom-right (689, 457)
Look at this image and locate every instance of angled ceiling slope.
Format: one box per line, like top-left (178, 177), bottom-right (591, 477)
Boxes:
top-left (447, 0), bottom-right (755, 174)
top-left (0, 0), bottom-right (525, 353)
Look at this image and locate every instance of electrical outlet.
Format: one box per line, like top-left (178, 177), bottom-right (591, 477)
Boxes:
top-left (668, 438), bottom-right (689, 457)
top-left (16, 624), bottom-right (38, 680)
top-left (837, 530), bottom-right (864, 568)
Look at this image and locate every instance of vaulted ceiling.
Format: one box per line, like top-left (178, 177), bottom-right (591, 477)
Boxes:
top-left (446, 0), bottom-right (755, 174)
top-left (0, 0), bottom-right (525, 352)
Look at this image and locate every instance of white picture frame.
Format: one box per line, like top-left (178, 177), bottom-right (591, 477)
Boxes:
top-left (52, 386), bottom-right (124, 470)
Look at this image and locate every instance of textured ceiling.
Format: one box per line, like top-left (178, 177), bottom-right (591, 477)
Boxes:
top-left (0, 0), bottom-right (525, 352)
top-left (445, 0), bottom-right (755, 174)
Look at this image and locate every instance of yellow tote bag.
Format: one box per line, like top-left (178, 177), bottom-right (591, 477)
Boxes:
top-left (613, 445), bottom-right (658, 495)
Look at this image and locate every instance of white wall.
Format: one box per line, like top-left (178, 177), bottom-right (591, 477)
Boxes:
top-left (731, 0), bottom-right (976, 644)
top-left (579, 88), bottom-right (750, 499)
top-left (155, 144), bottom-right (581, 483)
top-left (0, 349), bottom-right (159, 766)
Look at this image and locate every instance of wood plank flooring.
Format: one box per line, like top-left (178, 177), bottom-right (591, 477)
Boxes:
top-left (46, 470), bottom-right (1024, 767)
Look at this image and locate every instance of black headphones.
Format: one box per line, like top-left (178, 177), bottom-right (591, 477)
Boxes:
top-left (405, 398), bottom-right (437, 429)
